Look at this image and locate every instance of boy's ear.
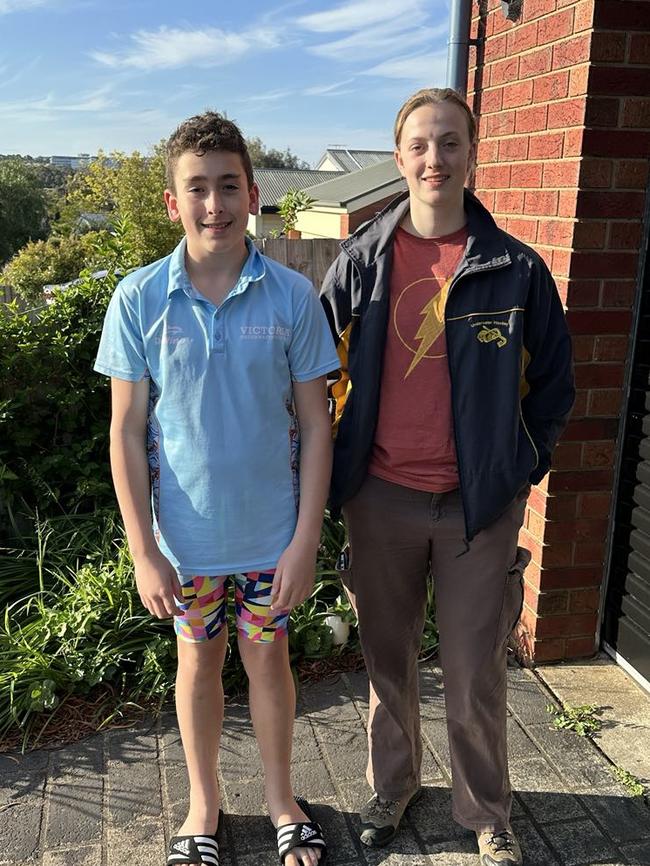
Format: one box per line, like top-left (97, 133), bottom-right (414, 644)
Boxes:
top-left (164, 188), bottom-right (181, 222)
top-left (248, 182), bottom-right (260, 216)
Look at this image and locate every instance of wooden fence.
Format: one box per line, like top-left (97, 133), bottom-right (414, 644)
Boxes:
top-left (254, 238), bottom-right (341, 290)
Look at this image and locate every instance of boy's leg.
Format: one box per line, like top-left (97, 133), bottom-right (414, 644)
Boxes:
top-left (174, 574), bottom-right (229, 852)
top-left (235, 571), bottom-right (321, 866)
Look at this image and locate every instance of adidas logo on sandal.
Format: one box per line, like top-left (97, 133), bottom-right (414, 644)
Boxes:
top-left (173, 839), bottom-right (191, 854)
top-left (300, 826), bottom-right (317, 841)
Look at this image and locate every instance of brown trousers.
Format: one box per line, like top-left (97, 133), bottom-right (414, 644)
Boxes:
top-left (342, 474), bottom-right (530, 832)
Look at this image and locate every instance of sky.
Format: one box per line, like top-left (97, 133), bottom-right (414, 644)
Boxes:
top-left (0, 0), bottom-right (450, 166)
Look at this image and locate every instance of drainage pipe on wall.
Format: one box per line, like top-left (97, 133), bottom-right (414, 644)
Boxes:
top-left (446, 0), bottom-right (473, 95)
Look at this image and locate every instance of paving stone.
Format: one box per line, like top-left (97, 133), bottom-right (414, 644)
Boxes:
top-left (299, 678), bottom-right (365, 723)
top-left (579, 792), bottom-right (650, 842)
top-left (291, 718), bottom-right (324, 763)
top-left (540, 817), bottom-right (619, 866)
top-left (420, 718), bottom-right (451, 777)
top-left (0, 796), bottom-right (43, 862)
top-left (622, 839), bottom-right (650, 864)
top-left (0, 749), bottom-right (49, 775)
top-left (42, 846), bottom-right (102, 866)
top-left (106, 724), bottom-right (157, 763)
top-left (510, 817), bottom-right (560, 866)
top-left (408, 784), bottom-right (466, 844)
top-left (508, 756), bottom-right (567, 793)
top-left (106, 817), bottom-right (166, 865)
top-left (163, 760), bottom-right (190, 805)
top-left (48, 736), bottom-right (104, 780)
top-left (507, 668), bottom-right (556, 726)
top-left (44, 777), bottom-right (103, 848)
top-left (507, 716), bottom-right (545, 762)
top-left (227, 807), bottom-right (277, 854)
top-left (314, 802), bottom-right (361, 865)
top-left (107, 757), bottom-right (163, 824)
top-left (314, 729), bottom-right (368, 782)
top-left (219, 730), bottom-right (263, 782)
top-left (0, 773), bottom-right (45, 808)
top-left (516, 789), bottom-right (586, 823)
top-left (422, 838), bottom-right (477, 864)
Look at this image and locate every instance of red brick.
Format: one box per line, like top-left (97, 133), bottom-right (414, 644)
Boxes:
top-left (542, 539), bottom-right (575, 567)
top-left (538, 246), bottom-right (554, 271)
top-left (506, 20), bottom-right (539, 54)
top-left (534, 589), bottom-right (571, 616)
top-left (526, 506), bottom-right (547, 539)
top-left (524, 189), bottom-right (559, 216)
top-left (578, 491), bottom-right (614, 519)
top-left (573, 0), bottom-right (593, 32)
top-left (573, 541), bottom-right (607, 566)
top-left (537, 218), bottom-right (574, 246)
top-left (590, 66), bottom-right (650, 97)
top-left (537, 565), bottom-right (602, 590)
top-left (520, 528), bottom-right (544, 566)
top-left (476, 164), bottom-right (512, 188)
top-left (569, 389), bottom-right (588, 418)
top-left (552, 248), bottom-right (572, 278)
top-left (585, 96), bottom-right (620, 127)
top-left (484, 32), bottom-right (508, 62)
top-left (601, 280), bottom-right (637, 307)
top-left (562, 417), bottom-right (619, 440)
top-left (543, 160), bottom-right (581, 188)
top-left (622, 97), bottom-right (650, 128)
top-left (520, 46), bottom-right (554, 79)
top-left (544, 493), bottom-right (579, 521)
top-left (582, 129), bottom-right (650, 158)
top-left (593, 336), bottom-right (629, 362)
top-left (528, 486), bottom-right (549, 516)
top-left (553, 34), bottom-right (591, 69)
top-left (629, 32), bottom-right (650, 64)
top-left (499, 136), bottom-right (529, 161)
top-left (515, 104), bottom-right (548, 133)
top-left (502, 79), bottom-right (535, 109)
top-left (479, 87), bottom-right (504, 115)
top-left (475, 189), bottom-right (496, 212)
top-left (547, 97), bottom-right (585, 128)
top-left (569, 588), bottom-right (601, 614)
top-left (566, 636), bottom-right (598, 657)
top-left (579, 158), bottom-right (613, 188)
top-left (490, 56), bottom-right (520, 86)
top-left (573, 221), bottom-right (607, 250)
top-left (535, 612), bottom-right (598, 638)
top-left (608, 221), bottom-right (643, 251)
top-left (545, 517), bottom-right (610, 542)
top-left (538, 7), bottom-right (574, 43)
top-left (477, 138), bottom-right (500, 164)
top-left (587, 388), bottom-right (625, 417)
top-left (574, 364), bottom-right (624, 389)
top-left (507, 217), bottom-right (538, 243)
top-left (492, 7), bottom-right (514, 34)
top-left (549, 468), bottom-right (614, 494)
top-left (528, 131), bottom-right (564, 160)
top-left (572, 335), bottom-right (596, 362)
top-left (566, 279), bottom-right (600, 306)
top-left (590, 31), bottom-right (627, 62)
top-left (488, 109), bottom-right (517, 136)
top-left (570, 251), bottom-right (638, 279)
top-left (551, 441), bottom-right (583, 470)
top-left (523, 0), bottom-right (557, 21)
top-left (594, 1), bottom-right (650, 31)
top-left (511, 162), bottom-right (544, 187)
top-left (569, 64), bottom-right (590, 97)
top-left (495, 189), bottom-right (525, 213)
top-left (531, 637), bottom-right (567, 663)
top-left (576, 191), bottom-right (646, 219)
top-left (615, 160), bottom-right (649, 189)
top-left (564, 127), bottom-right (584, 157)
top-left (582, 439), bottom-right (617, 467)
top-left (533, 71), bottom-right (570, 103)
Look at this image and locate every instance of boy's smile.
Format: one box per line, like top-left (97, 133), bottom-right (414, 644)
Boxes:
top-left (164, 150), bottom-right (259, 263)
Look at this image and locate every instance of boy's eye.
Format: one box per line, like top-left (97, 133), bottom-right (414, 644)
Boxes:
top-left (223, 184), bottom-right (238, 191)
top-left (188, 186), bottom-right (203, 193)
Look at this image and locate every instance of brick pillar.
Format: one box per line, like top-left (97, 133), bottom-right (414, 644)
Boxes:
top-left (468, 0), bottom-right (650, 662)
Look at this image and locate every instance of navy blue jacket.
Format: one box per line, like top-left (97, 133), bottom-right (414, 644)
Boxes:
top-left (320, 189), bottom-right (575, 540)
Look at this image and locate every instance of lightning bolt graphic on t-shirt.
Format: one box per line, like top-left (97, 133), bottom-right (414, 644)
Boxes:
top-left (404, 276), bottom-right (451, 379)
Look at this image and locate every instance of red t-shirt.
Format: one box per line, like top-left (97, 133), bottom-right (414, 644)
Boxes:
top-left (368, 224), bottom-right (468, 492)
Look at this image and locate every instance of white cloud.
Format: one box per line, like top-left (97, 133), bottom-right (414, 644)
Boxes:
top-left (297, 0), bottom-right (425, 33)
top-left (0, 86), bottom-right (115, 119)
top-left (0, 0), bottom-right (46, 12)
top-left (308, 20), bottom-right (445, 62)
top-left (364, 51), bottom-right (448, 83)
top-left (302, 78), bottom-right (355, 96)
top-left (245, 89), bottom-right (293, 103)
top-left (91, 25), bottom-right (282, 71)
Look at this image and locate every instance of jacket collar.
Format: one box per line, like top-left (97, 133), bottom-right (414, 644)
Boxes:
top-left (340, 189), bottom-right (511, 273)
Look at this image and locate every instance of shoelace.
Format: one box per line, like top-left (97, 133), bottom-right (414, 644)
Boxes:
top-left (485, 831), bottom-right (515, 854)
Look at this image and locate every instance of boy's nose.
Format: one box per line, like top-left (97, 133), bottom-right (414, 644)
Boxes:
top-left (206, 192), bottom-right (224, 214)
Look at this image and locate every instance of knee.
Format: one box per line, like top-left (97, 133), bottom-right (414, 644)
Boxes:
top-left (239, 636), bottom-right (289, 682)
top-left (177, 632), bottom-right (227, 679)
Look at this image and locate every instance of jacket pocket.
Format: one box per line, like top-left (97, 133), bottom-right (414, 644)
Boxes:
top-left (495, 546), bottom-right (531, 648)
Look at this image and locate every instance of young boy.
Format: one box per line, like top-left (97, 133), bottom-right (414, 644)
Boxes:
top-left (320, 89), bottom-right (574, 865)
top-left (95, 112), bottom-right (338, 866)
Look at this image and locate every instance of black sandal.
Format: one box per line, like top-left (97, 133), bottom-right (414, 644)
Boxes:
top-left (167, 811), bottom-right (223, 866)
top-left (275, 798), bottom-right (327, 865)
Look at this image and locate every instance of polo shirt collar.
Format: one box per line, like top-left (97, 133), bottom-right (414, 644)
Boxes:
top-left (166, 236), bottom-right (266, 300)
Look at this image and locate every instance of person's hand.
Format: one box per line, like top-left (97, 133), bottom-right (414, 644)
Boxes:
top-left (133, 549), bottom-right (183, 618)
top-left (270, 538), bottom-right (317, 611)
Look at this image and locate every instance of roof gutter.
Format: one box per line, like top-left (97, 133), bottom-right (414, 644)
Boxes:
top-left (446, 0), bottom-right (473, 94)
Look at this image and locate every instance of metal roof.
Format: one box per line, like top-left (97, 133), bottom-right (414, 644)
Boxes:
top-left (303, 159), bottom-right (402, 208)
top-left (253, 168), bottom-right (344, 209)
top-left (316, 149), bottom-right (394, 172)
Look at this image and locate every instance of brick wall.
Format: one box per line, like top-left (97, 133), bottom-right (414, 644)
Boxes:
top-left (469, 0), bottom-right (650, 661)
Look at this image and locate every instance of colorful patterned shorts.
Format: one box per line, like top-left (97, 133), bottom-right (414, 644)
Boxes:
top-left (174, 569), bottom-right (289, 644)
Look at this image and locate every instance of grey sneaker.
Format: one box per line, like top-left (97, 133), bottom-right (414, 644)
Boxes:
top-left (476, 828), bottom-right (523, 865)
top-left (359, 786), bottom-right (422, 847)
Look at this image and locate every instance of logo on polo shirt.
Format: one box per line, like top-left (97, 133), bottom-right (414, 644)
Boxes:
top-left (156, 325), bottom-right (191, 345)
top-left (240, 325), bottom-right (291, 340)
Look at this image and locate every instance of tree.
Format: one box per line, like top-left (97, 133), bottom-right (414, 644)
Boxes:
top-left (246, 137), bottom-right (310, 169)
top-left (0, 160), bottom-right (48, 264)
top-left (64, 145), bottom-right (183, 267)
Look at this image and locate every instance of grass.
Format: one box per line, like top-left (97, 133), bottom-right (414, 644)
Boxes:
top-left (611, 766), bottom-right (646, 798)
top-left (546, 702), bottom-right (603, 737)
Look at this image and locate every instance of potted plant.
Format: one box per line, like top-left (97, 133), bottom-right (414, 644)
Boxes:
top-left (277, 189), bottom-right (315, 238)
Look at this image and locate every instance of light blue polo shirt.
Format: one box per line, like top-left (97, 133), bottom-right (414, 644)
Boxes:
top-left (95, 237), bottom-right (339, 574)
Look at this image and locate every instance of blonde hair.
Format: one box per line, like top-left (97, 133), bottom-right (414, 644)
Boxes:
top-left (394, 88), bottom-right (477, 147)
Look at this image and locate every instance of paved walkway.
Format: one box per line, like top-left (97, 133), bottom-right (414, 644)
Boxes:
top-left (1, 660), bottom-right (649, 866)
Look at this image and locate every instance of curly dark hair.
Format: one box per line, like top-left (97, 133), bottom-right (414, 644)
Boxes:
top-left (165, 111), bottom-right (254, 190)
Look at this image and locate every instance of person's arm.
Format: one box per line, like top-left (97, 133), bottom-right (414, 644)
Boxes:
top-left (110, 377), bottom-right (182, 618)
top-left (270, 375), bottom-right (333, 611)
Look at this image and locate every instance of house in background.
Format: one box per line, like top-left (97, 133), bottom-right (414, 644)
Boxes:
top-left (248, 148), bottom-right (400, 239)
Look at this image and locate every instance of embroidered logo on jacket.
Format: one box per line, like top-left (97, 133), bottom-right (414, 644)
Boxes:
top-left (476, 326), bottom-right (507, 348)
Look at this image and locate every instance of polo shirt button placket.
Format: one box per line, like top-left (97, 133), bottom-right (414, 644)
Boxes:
top-left (213, 311), bottom-right (224, 355)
